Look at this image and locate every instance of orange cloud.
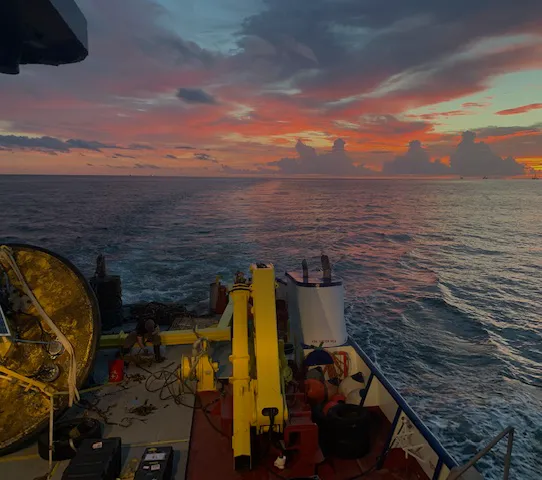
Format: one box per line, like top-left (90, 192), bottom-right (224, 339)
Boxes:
top-left (495, 103), bottom-right (542, 115)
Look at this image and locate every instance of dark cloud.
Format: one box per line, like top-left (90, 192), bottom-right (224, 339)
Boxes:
top-left (105, 164), bottom-right (131, 169)
top-left (0, 135), bottom-right (69, 152)
top-left (333, 41), bottom-right (542, 116)
top-left (480, 125), bottom-right (542, 159)
top-left (86, 163), bottom-right (94, 167)
top-left (194, 153), bottom-right (218, 163)
top-left (449, 131), bottom-right (524, 176)
top-left (134, 163), bottom-right (161, 169)
top-left (382, 141), bottom-right (449, 175)
top-left (176, 88), bottom-right (217, 104)
top-left (112, 153), bottom-right (136, 159)
top-left (476, 124), bottom-right (542, 139)
top-left (270, 138), bottom-right (374, 176)
top-left (239, 0), bottom-right (542, 111)
top-left (65, 139), bottom-right (118, 151)
top-left (0, 134), bottom-right (124, 154)
top-left (129, 143), bottom-right (155, 150)
top-left (164, 154), bottom-right (178, 159)
top-left (356, 115), bottom-right (430, 137)
top-left (221, 164), bottom-right (273, 175)
top-left (176, 145), bottom-right (196, 150)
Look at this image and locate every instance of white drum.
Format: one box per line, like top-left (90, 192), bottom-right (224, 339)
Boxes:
top-left (286, 271), bottom-right (347, 347)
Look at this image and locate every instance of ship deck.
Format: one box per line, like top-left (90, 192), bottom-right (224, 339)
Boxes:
top-left (0, 345), bottom-right (194, 479)
top-left (1, 343), bottom-right (431, 480)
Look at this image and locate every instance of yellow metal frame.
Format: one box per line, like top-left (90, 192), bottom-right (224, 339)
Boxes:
top-left (99, 327), bottom-right (231, 348)
top-left (229, 285), bottom-right (253, 463)
top-left (250, 264), bottom-right (286, 430)
top-left (228, 264), bottom-right (288, 467)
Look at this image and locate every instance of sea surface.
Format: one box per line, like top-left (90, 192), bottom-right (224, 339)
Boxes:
top-left (1, 175), bottom-right (541, 478)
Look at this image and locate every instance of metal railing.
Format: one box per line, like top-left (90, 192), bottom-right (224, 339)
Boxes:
top-left (447, 426), bottom-right (514, 480)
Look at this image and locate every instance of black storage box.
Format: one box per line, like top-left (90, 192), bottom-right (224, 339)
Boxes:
top-left (134, 446), bottom-right (174, 480)
top-left (62, 437), bottom-right (122, 480)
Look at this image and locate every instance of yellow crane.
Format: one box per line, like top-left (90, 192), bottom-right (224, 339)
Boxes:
top-left (229, 264), bottom-right (287, 468)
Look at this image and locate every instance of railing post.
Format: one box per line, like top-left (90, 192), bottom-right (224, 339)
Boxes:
top-left (447, 427), bottom-right (514, 480)
top-left (503, 428), bottom-right (514, 480)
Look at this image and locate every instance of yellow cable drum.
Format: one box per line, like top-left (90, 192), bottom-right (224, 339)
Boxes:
top-left (0, 244), bottom-right (100, 455)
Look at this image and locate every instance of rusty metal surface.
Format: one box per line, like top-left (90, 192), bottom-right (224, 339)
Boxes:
top-left (0, 244), bottom-right (100, 455)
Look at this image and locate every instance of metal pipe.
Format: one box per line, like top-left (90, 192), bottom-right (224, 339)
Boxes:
top-left (447, 426), bottom-right (514, 480)
top-left (302, 259), bottom-right (308, 281)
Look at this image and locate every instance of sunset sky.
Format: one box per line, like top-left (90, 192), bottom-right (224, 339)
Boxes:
top-left (0, 0), bottom-right (541, 175)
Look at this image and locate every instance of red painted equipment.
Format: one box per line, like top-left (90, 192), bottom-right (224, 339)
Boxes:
top-left (283, 416), bottom-right (324, 477)
top-left (108, 359), bottom-right (124, 383)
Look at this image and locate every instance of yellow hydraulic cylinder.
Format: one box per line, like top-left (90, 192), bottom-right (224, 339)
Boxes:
top-left (250, 264), bottom-right (286, 430)
top-left (229, 284), bottom-right (253, 467)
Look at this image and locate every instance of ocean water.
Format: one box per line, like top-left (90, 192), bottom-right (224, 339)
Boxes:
top-left (1, 175), bottom-right (541, 478)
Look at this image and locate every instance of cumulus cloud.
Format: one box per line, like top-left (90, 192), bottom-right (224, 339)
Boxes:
top-left (382, 132), bottom-right (525, 176)
top-left (194, 152), bottom-right (218, 163)
top-left (382, 140), bottom-right (449, 175)
top-left (449, 131), bottom-right (524, 176)
top-left (177, 88), bottom-right (217, 104)
top-left (270, 138), bottom-right (374, 176)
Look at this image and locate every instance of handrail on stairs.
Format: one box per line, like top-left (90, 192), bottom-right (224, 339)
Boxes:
top-left (447, 426), bottom-right (514, 480)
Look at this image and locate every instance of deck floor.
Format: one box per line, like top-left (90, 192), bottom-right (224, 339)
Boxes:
top-left (0, 345), bottom-right (195, 480)
top-left (187, 393), bottom-right (421, 480)
top-left (2, 344), bottom-right (426, 480)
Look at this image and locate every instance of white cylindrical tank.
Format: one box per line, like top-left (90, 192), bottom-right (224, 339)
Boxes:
top-left (286, 272), bottom-right (347, 347)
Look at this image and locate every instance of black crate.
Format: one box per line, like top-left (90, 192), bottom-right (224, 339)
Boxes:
top-left (62, 437), bottom-right (122, 480)
top-left (134, 446), bottom-right (174, 480)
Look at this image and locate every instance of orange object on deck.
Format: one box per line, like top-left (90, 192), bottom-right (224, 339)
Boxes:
top-left (305, 378), bottom-right (326, 404)
top-left (108, 359), bottom-right (124, 383)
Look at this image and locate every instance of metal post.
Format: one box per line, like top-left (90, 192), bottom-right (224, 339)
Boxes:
top-left (503, 428), bottom-right (513, 480)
